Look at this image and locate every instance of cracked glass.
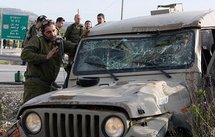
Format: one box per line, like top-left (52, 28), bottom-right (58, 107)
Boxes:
top-left (73, 30), bottom-right (194, 75)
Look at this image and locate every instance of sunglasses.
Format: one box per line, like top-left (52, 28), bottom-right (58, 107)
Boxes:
top-left (38, 15), bottom-right (47, 21)
top-left (41, 19), bottom-right (55, 32)
top-left (42, 19), bottom-right (55, 26)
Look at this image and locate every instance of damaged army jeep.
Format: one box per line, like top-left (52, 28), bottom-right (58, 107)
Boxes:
top-left (7, 10), bottom-right (215, 137)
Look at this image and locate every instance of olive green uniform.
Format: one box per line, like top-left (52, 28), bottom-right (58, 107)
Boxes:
top-left (64, 23), bottom-right (84, 44)
top-left (21, 35), bottom-right (76, 102)
top-left (23, 25), bottom-right (41, 47)
top-left (57, 27), bottom-right (66, 38)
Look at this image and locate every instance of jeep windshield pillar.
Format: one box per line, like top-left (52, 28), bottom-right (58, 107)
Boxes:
top-left (6, 10), bottom-right (215, 137)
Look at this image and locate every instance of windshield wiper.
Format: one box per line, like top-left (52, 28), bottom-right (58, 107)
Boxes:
top-left (133, 61), bottom-right (172, 78)
top-left (85, 59), bottom-right (119, 81)
top-left (159, 69), bottom-right (171, 78)
top-left (145, 62), bottom-right (172, 78)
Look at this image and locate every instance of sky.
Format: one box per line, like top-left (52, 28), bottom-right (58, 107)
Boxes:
top-left (0, 0), bottom-right (215, 26)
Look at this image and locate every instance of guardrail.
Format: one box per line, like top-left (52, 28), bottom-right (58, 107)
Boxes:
top-left (0, 55), bottom-right (22, 61)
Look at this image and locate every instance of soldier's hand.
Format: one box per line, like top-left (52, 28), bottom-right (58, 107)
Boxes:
top-left (46, 47), bottom-right (59, 60)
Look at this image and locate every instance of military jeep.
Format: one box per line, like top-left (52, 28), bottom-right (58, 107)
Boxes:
top-left (6, 10), bottom-right (215, 137)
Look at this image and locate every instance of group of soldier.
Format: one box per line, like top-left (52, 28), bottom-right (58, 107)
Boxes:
top-left (24, 13), bottom-right (106, 46)
top-left (21, 13), bottom-right (106, 103)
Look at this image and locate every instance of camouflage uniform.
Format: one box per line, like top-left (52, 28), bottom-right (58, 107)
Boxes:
top-left (64, 23), bottom-right (84, 44)
top-left (21, 35), bottom-right (76, 102)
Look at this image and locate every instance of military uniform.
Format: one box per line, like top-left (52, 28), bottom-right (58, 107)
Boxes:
top-left (22, 25), bottom-right (41, 47)
top-left (57, 27), bottom-right (66, 38)
top-left (21, 35), bottom-right (76, 102)
top-left (64, 23), bottom-right (84, 44)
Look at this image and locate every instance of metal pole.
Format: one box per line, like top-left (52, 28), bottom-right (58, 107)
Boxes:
top-left (120, 0), bottom-right (124, 20)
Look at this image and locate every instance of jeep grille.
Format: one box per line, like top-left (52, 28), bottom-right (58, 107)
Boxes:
top-left (21, 108), bottom-right (127, 137)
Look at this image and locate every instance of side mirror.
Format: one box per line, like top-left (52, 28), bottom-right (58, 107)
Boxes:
top-left (77, 77), bottom-right (100, 87)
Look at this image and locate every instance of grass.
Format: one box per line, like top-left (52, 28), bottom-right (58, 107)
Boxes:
top-left (191, 87), bottom-right (215, 137)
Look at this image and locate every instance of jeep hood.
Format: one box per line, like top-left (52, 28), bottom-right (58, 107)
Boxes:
top-left (19, 80), bottom-right (190, 118)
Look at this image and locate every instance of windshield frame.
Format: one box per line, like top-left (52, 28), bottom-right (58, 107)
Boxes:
top-left (73, 30), bottom-right (195, 75)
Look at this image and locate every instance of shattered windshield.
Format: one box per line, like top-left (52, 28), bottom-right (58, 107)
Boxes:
top-left (73, 30), bottom-right (194, 75)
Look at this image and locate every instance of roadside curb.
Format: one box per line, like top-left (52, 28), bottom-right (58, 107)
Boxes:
top-left (0, 82), bottom-right (23, 85)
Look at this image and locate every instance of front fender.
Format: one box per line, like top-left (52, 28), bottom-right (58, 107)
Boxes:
top-left (5, 121), bottom-right (27, 137)
top-left (125, 113), bottom-right (172, 137)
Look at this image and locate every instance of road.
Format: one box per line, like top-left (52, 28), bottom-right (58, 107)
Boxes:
top-left (0, 48), bottom-right (22, 56)
top-left (0, 64), bottom-right (67, 83)
top-left (0, 48), bottom-right (68, 83)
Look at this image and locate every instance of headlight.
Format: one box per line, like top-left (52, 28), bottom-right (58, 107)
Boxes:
top-left (25, 112), bottom-right (41, 134)
top-left (104, 116), bottom-right (124, 137)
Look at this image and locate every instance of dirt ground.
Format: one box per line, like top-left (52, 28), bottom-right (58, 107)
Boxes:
top-left (0, 84), bottom-right (23, 136)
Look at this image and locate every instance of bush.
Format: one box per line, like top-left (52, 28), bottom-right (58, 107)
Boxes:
top-left (192, 87), bottom-right (215, 137)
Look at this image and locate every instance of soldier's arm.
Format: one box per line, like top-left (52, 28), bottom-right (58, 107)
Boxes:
top-left (21, 36), bottom-right (47, 64)
top-left (64, 26), bottom-right (71, 41)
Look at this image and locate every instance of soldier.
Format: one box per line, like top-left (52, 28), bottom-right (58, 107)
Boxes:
top-left (23, 15), bottom-right (47, 47)
top-left (21, 15), bottom-right (47, 65)
top-left (21, 19), bottom-right (77, 102)
top-left (64, 14), bottom-right (84, 45)
top-left (82, 20), bottom-right (92, 38)
top-left (95, 13), bottom-right (106, 26)
top-left (56, 17), bottom-right (66, 37)
top-left (84, 20), bottom-right (92, 30)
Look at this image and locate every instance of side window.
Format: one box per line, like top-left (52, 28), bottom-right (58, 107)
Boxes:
top-left (206, 30), bottom-right (215, 76)
top-left (212, 30), bottom-right (215, 54)
top-left (200, 30), bottom-right (214, 75)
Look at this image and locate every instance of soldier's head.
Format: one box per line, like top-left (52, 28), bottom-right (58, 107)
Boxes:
top-left (97, 13), bottom-right (105, 25)
top-left (74, 14), bottom-right (81, 24)
top-left (56, 17), bottom-right (65, 29)
top-left (84, 20), bottom-right (92, 29)
top-left (41, 19), bottom-right (57, 42)
top-left (37, 15), bottom-right (47, 23)
top-left (35, 15), bottom-right (47, 29)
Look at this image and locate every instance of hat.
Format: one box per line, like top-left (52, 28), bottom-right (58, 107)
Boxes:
top-left (56, 17), bottom-right (65, 22)
top-left (37, 15), bottom-right (47, 22)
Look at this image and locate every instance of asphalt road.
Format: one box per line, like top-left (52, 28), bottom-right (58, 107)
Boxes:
top-left (0, 64), bottom-right (67, 83)
top-left (0, 48), bottom-right (67, 83)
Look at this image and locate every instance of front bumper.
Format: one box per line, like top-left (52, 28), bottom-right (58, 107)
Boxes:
top-left (6, 109), bottom-right (171, 137)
